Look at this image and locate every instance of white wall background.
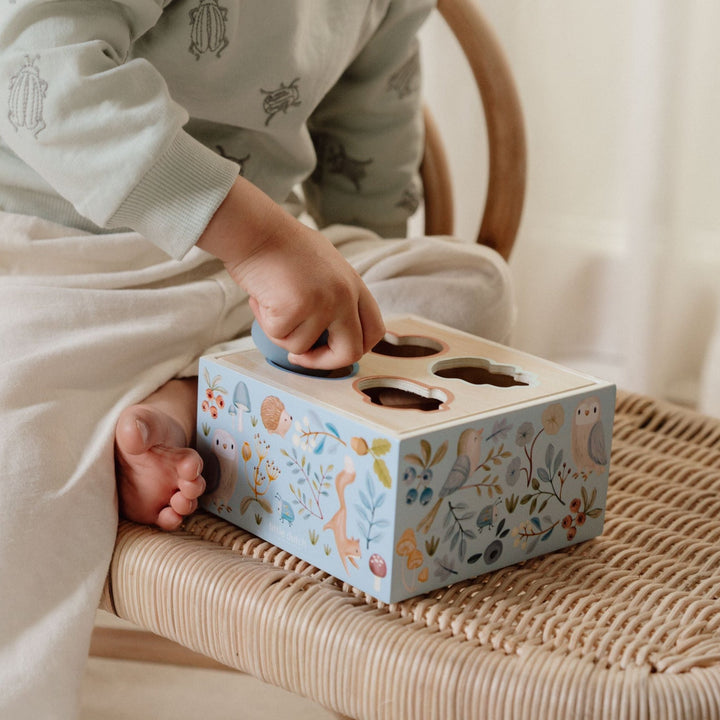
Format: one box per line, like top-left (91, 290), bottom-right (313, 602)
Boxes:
top-left (419, 0), bottom-right (720, 416)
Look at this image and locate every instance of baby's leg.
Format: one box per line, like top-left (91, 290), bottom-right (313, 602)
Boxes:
top-left (115, 378), bottom-right (205, 531)
top-left (0, 213), bottom-right (252, 719)
top-left (327, 227), bottom-right (516, 343)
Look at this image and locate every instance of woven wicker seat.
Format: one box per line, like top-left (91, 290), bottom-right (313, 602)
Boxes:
top-left (96, 391), bottom-right (720, 718)
top-left (93, 2), bottom-right (720, 718)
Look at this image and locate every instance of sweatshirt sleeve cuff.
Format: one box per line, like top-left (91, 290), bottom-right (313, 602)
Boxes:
top-left (108, 130), bottom-right (240, 259)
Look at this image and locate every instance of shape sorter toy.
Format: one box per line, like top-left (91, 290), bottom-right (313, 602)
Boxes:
top-left (196, 315), bottom-right (615, 603)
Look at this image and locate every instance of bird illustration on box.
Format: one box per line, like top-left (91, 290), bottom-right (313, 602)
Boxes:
top-left (417, 428), bottom-right (484, 534)
top-left (571, 396), bottom-right (609, 473)
top-left (275, 492), bottom-right (295, 526)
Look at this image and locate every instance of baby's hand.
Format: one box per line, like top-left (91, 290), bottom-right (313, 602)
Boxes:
top-left (198, 178), bottom-right (385, 369)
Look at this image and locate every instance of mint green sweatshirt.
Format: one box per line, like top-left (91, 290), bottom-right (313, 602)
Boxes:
top-left (0, 0), bottom-right (432, 259)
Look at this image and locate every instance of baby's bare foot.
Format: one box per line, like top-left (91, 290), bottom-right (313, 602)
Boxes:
top-left (115, 393), bottom-right (205, 531)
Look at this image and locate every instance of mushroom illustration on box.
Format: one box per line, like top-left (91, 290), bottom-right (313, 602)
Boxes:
top-left (196, 315), bottom-right (615, 603)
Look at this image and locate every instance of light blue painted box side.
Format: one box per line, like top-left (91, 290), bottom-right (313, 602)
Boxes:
top-left (389, 387), bottom-right (615, 602)
top-left (197, 355), bottom-right (402, 600)
top-left (195, 316), bottom-right (615, 603)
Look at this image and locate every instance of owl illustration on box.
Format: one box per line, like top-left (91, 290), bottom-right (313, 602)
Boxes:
top-left (571, 396), bottom-right (609, 473)
top-left (207, 428), bottom-right (239, 512)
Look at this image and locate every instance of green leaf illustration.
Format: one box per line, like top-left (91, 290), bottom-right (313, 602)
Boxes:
top-left (373, 458), bottom-right (392, 488)
top-left (431, 440), bottom-right (448, 467)
top-left (371, 438), bottom-right (392, 457)
top-left (420, 439), bottom-right (432, 465)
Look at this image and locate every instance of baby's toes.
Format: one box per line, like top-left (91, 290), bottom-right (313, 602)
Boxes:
top-left (156, 506), bottom-right (184, 532)
top-left (175, 449), bottom-right (203, 484)
top-left (178, 473), bottom-right (206, 501)
top-left (170, 490), bottom-right (198, 517)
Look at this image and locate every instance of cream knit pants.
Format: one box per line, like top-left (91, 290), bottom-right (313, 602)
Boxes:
top-left (0, 211), bottom-right (514, 719)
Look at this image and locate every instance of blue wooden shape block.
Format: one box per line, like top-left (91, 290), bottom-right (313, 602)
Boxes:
top-left (250, 320), bottom-right (331, 376)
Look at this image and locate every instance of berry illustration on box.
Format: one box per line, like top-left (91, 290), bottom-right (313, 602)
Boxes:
top-left (196, 315), bottom-right (615, 603)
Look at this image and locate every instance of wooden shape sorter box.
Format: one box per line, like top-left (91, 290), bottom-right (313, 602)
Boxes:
top-left (196, 315), bottom-right (616, 603)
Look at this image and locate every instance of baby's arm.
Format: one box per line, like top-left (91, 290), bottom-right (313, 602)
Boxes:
top-left (197, 176), bottom-right (385, 370)
top-left (0, 2), bottom-right (383, 369)
top-left (304, 0), bottom-right (434, 238)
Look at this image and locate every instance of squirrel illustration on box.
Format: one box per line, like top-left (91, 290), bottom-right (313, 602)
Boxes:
top-left (323, 456), bottom-right (361, 574)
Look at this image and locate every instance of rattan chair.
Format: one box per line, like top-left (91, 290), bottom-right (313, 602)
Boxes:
top-left (92, 4), bottom-right (720, 718)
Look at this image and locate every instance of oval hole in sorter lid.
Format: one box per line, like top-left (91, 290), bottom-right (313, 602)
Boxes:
top-left (355, 376), bottom-right (451, 411)
top-left (371, 332), bottom-right (446, 358)
top-left (431, 357), bottom-right (537, 388)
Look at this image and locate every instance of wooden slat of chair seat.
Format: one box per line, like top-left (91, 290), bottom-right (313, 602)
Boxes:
top-left (90, 625), bottom-right (228, 672)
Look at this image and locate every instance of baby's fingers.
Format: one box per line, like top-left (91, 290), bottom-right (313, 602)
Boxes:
top-left (357, 286), bottom-right (386, 354)
top-left (288, 289), bottom-right (384, 370)
top-left (287, 315), bottom-right (364, 370)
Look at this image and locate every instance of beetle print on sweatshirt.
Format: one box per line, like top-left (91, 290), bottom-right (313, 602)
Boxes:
top-left (8, 56), bottom-right (48, 137)
top-left (215, 146), bottom-right (250, 176)
top-left (260, 78), bottom-right (302, 126)
top-left (387, 50), bottom-right (420, 99)
top-left (311, 133), bottom-right (373, 192)
top-left (188, 0), bottom-right (230, 59)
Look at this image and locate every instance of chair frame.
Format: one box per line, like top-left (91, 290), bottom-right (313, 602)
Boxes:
top-left (421, 0), bottom-right (525, 260)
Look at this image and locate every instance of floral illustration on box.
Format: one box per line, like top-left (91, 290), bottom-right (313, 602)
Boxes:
top-left (503, 400), bottom-right (606, 541)
top-left (237, 433), bottom-right (279, 515)
top-left (281, 447), bottom-right (334, 520)
top-left (198, 362), bottom-right (610, 592)
top-left (292, 413), bottom-right (393, 488)
top-left (435, 518), bottom-right (510, 582)
top-left (395, 399), bottom-right (608, 579)
top-left (199, 369), bottom-right (227, 427)
top-left (402, 438), bottom-right (448, 507)
top-left (356, 473), bottom-right (390, 550)
top-left (200, 370), bottom-right (278, 518)
top-left (199, 368), bottom-right (393, 576)
top-left (511, 486), bottom-right (603, 554)
top-left (415, 430), bottom-right (511, 538)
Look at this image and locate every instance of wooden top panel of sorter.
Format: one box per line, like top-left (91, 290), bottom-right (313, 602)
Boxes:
top-left (216, 315), bottom-right (602, 437)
